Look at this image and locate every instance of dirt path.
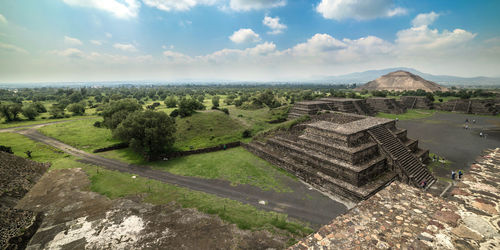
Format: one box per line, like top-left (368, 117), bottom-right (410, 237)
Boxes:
top-left (0, 118), bottom-right (95, 133)
top-left (15, 128), bottom-right (347, 227)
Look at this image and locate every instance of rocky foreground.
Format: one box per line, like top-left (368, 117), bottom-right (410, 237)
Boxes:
top-left (15, 167), bottom-right (286, 249)
top-left (293, 148), bottom-right (500, 249)
top-left (0, 152), bottom-right (49, 249)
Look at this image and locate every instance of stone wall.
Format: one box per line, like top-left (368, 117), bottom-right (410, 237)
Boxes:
top-left (292, 147), bottom-right (500, 249)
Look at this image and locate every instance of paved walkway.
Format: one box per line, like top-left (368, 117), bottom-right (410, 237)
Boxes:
top-left (2, 121), bottom-right (347, 227)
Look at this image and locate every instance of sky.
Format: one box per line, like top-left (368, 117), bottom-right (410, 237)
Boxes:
top-left (0, 0), bottom-right (500, 83)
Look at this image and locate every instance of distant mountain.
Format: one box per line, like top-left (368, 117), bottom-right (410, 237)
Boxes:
top-left (319, 67), bottom-right (500, 86)
top-left (357, 70), bottom-right (448, 92)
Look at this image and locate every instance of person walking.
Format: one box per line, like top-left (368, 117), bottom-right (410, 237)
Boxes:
top-left (458, 170), bottom-right (463, 180)
top-left (451, 170), bottom-right (456, 180)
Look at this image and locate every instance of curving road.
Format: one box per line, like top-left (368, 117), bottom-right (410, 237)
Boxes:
top-left (3, 121), bottom-right (348, 228)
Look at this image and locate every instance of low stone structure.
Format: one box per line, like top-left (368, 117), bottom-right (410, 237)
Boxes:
top-left (401, 96), bottom-right (434, 109)
top-left (288, 98), bottom-right (375, 119)
top-left (366, 97), bottom-right (406, 114)
top-left (435, 99), bottom-right (499, 115)
top-left (245, 112), bottom-right (433, 202)
top-left (292, 147), bottom-right (500, 249)
top-left (0, 152), bottom-right (49, 249)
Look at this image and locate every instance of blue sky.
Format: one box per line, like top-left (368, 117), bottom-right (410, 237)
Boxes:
top-left (0, 0), bottom-right (499, 83)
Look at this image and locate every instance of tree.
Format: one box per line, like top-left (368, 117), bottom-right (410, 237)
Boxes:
top-left (0, 103), bottom-right (23, 122)
top-left (67, 103), bottom-right (86, 116)
top-left (113, 110), bottom-right (176, 160)
top-left (102, 99), bottom-right (142, 129)
top-left (34, 102), bottom-right (47, 113)
top-left (212, 96), bottom-right (220, 109)
top-left (22, 104), bottom-right (39, 120)
top-left (49, 104), bottom-right (65, 118)
top-left (164, 96), bottom-right (177, 108)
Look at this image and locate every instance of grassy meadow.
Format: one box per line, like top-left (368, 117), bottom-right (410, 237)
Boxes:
top-left (0, 132), bottom-right (312, 238)
top-left (99, 147), bottom-right (295, 192)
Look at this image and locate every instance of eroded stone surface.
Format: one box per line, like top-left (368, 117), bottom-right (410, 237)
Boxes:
top-left (17, 168), bottom-right (287, 249)
top-left (292, 148), bottom-right (500, 249)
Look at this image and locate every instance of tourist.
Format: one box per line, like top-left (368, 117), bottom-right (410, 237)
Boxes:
top-left (472, 119), bottom-right (476, 124)
top-left (451, 171), bottom-right (456, 180)
top-left (465, 118), bottom-right (469, 123)
top-left (420, 180), bottom-right (426, 189)
top-left (480, 131), bottom-right (483, 137)
top-left (458, 170), bottom-right (463, 180)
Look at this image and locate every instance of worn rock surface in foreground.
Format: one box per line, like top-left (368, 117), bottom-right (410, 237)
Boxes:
top-left (293, 148), bottom-right (500, 249)
top-left (17, 168), bottom-right (286, 249)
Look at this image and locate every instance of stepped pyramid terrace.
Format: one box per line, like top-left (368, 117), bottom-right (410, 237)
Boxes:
top-left (435, 99), bottom-right (499, 115)
top-left (366, 97), bottom-right (406, 114)
top-left (401, 96), bottom-right (434, 109)
top-left (288, 98), bottom-right (375, 119)
top-left (244, 112), bottom-right (434, 202)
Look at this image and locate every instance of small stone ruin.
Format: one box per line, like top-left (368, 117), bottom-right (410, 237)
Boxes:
top-left (400, 96), bottom-right (434, 109)
top-left (365, 97), bottom-right (406, 114)
top-left (244, 112), bottom-right (434, 202)
top-left (435, 99), bottom-right (499, 115)
top-left (288, 98), bottom-right (375, 119)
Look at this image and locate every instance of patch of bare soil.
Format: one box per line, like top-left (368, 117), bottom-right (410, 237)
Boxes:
top-left (17, 168), bottom-right (287, 249)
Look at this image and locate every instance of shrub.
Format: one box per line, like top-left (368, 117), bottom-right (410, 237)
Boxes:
top-left (93, 121), bottom-right (102, 128)
top-left (242, 129), bottom-right (252, 138)
top-left (170, 109), bottom-right (179, 118)
top-left (0, 145), bottom-right (13, 154)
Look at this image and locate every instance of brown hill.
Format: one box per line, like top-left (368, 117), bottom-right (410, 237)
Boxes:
top-left (357, 71), bottom-right (448, 92)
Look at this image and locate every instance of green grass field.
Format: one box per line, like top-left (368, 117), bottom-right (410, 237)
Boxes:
top-left (174, 111), bottom-right (246, 150)
top-left (376, 109), bottom-right (438, 120)
top-left (38, 118), bottom-right (122, 152)
top-left (0, 132), bottom-right (312, 238)
top-left (99, 147), bottom-right (295, 192)
top-left (0, 132), bottom-right (84, 169)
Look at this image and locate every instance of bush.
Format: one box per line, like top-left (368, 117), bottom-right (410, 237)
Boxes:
top-left (221, 108), bottom-right (229, 115)
top-left (93, 121), bottom-right (102, 128)
top-left (0, 145), bottom-right (13, 154)
top-left (242, 129), bottom-right (252, 138)
top-left (67, 103), bottom-right (86, 116)
top-left (170, 109), bottom-right (179, 118)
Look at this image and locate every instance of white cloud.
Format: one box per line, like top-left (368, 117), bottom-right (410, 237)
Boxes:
top-left (396, 25), bottom-right (476, 52)
top-left (113, 43), bottom-right (138, 52)
top-left (91, 40), bottom-right (103, 46)
top-left (229, 28), bottom-right (261, 44)
top-left (62, 0), bottom-right (140, 19)
top-left (142, 0), bottom-right (217, 11)
top-left (0, 14), bottom-right (7, 24)
top-left (229, 0), bottom-right (285, 11)
top-left (50, 48), bottom-right (84, 58)
top-left (263, 16), bottom-right (287, 35)
top-left (0, 42), bottom-right (28, 54)
top-left (316, 0), bottom-right (407, 21)
top-left (291, 33), bottom-right (346, 56)
top-left (106, 33), bottom-right (113, 38)
top-left (412, 12), bottom-right (439, 27)
top-left (64, 36), bottom-right (83, 46)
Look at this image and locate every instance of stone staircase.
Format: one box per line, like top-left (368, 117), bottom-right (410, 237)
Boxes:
top-left (401, 96), bottom-right (434, 110)
top-left (368, 126), bottom-right (435, 188)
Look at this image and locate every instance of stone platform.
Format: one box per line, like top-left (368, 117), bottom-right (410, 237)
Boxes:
top-left (435, 99), bottom-right (499, 115)
top-left (245, 112), bottom-right (433, 202)
top-left (401, 96), bottom-right (434, 109)
top-left (366, 97), bottom-right (406, 114)
top-left (288, 98), bottom-right (375, 119)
